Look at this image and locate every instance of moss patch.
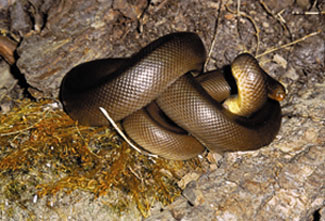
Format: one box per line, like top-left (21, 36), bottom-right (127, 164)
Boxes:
top-left (0, 99), bottom-right (204, 217)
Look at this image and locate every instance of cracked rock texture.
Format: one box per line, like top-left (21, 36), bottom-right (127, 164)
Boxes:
top-left (0, 0), bottom-right (324, 220)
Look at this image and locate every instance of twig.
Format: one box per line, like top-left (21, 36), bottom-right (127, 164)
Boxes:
top-left (0, 36), bottom-right (17, 64)
top-left (256, 30), bottom-right (321, 58)
top-left (128, 166), bottom-right (143, 181)
top-left (259, 0), bottom-right (291, 37)
top-left (292, 11), bottom-right (325, 15)
top-left (204, 0), bottom-right (222, 71)
top-left (75, 123), bottom-right (85, 140)
top-left (276, 9), bottom-right (286, 24)
top-left (226, 3), bottom-right (261, 55)
top-left (99, 107), bottom-right (158, 158)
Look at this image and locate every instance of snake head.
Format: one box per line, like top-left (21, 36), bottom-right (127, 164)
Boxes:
top-left (267, 79), bottom-right (286, 101)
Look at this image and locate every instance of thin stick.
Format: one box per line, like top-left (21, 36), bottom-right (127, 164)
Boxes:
top-left (293, 11), bottom-right (325, 15)
top-left (225, 3), bottom-right (261, 55)
top-left (241, 12), bottom-right (261, 55)
top-left (99, 107), bottom-right (158, 158)
top-left (256, 30), bottom-right (321, 58)
top-left (237, 0), bottom-right (241, 16)
top-left (204, 0), bottom-right (222, 71)
top-left (259, 0), bottom-right (291, 39)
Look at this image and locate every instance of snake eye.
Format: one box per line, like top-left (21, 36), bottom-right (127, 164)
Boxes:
top-left (268, 86), bottom-right (286, 101)
top-left (275, 83), bottom-right (286, 101)
top-left (276, 91), bottom-right (286, 101)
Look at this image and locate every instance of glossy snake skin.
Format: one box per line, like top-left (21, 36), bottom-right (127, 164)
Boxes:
top-left (60, 32), bottom-right (285, 160)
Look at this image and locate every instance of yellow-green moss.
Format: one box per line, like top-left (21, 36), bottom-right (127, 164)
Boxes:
top-left (0, 99), bottom-right (204, 217)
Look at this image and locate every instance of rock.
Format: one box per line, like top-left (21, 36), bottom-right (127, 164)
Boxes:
top-left (0, 61), bottom-right (17, 105)
top-left (1, 0), bottom-right (325, 220)
top-left (177, 172), bottom-right (201, 190)
top-left (273, 53), bottom-right (287, 69)
top-left (113, 0), bottom-right (147, 20)
top-left (9, 0), bottom-right (33, 35)
top-left (16, 0), bottom-right (221, 98)
top-left (145, 145), bottom-right (324, 220)
top-left (17, 0), bottom-right (117, 98)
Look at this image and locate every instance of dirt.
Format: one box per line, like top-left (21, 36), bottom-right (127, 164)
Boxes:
top-left (0, 0), bottom-right (324, 220)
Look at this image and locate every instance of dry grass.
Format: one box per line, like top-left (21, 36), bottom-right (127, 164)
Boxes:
top-left (0, 99), bottom-right (204, 217)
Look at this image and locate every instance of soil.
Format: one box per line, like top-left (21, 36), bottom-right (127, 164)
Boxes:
top-left (0, 0), bottom-right (324, 220)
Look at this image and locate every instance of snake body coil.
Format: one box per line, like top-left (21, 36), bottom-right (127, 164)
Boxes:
top-left (61, 32), bottom-right (285, 160)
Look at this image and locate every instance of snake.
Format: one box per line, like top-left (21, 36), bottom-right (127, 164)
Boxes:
top-left (60, 32), bottom-right (285, 160)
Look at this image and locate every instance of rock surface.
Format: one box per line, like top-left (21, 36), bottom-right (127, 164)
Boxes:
top-left (0, 0), bottom-right (324, 220)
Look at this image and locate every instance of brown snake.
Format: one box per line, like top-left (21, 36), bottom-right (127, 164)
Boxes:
top-left (60, 32), bottom-right (285, 160)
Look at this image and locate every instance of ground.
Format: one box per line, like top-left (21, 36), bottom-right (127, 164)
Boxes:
top-left (0, 0), bottom-right (324, 220)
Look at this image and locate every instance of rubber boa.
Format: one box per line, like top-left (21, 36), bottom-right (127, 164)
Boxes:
top-left (60, 32), bottom-right (285, 160)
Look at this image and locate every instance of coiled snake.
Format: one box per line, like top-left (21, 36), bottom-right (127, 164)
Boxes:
top-left (60, 32), bottom-right (285, 160)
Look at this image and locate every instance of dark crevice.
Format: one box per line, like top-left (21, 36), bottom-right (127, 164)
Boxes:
top-left (187, 200), bottom-right (194, 207)
top-left (312, 208), bottom-right (321, 221)
top-left (136, 0), bottom-right (151, 33)
top-left (10, 50), bottom-right (33, 99)
top-left (40, 12), bottom-right (48, 31)
top-left (222, 65), bottom-right (238, 95)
